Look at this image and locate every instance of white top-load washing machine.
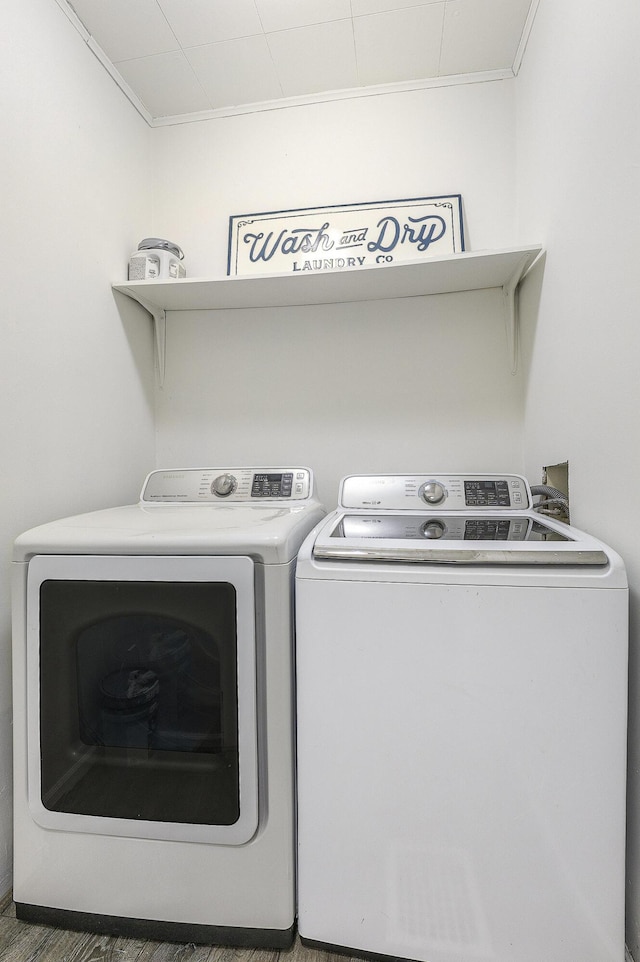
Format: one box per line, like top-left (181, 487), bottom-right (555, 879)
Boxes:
top-left (295, 473), bottom-right (628, 962)
top-left (12, 466), bottom-right (324, 947)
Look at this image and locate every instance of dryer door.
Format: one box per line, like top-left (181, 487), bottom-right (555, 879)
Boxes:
top-left (26, 554), bottom-right (258, 845)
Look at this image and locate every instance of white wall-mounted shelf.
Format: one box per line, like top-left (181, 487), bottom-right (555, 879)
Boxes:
top-left (113, 245), bottom-right (543, 384)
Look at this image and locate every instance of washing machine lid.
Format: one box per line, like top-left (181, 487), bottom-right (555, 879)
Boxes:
top-left (312, 511), bottom-right (609, 566)
top-left (310, 474), bottom-right (608, 567)
top-left (13, 467), bottom-right (325, 564)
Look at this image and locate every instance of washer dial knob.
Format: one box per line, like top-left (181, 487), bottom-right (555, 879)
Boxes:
top-left (419, 481), bottom-right (447, 505)
top-left (421, 520), bottom-right (446, 540)
top-left (211, 473), bottom-right (237, 497)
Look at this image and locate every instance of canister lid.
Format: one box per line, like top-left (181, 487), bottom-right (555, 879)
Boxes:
top-left (137, 237), bottom-right (184, 259)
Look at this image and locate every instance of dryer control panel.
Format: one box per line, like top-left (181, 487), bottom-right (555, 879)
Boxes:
top-left (339, 474), bottom-right (531, 511)
top-left (141, 467), bottom-right (313, 502)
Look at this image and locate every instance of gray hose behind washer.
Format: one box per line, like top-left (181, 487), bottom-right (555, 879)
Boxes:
top-left (530, 484), bottom-right (570, 521)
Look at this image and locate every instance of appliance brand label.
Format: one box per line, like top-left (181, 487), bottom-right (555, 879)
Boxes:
top-left (227, 195), bottom-right (464, 276)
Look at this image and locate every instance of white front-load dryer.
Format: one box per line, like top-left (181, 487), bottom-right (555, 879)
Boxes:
top-left (295, 473), bottom-right (628, 962)
top-left (12, 466), bottom-right (325, 946)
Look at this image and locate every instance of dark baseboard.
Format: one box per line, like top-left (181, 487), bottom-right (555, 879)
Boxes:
top-left (16, 902), bottom-right (296, 948)
top-left (300, 935), bottom-right (414, 962)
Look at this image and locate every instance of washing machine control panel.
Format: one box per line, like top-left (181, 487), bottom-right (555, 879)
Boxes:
top-left (141, 467), bottom-right (313, 502)
top-left (339, 474), bottom-right (531, 511)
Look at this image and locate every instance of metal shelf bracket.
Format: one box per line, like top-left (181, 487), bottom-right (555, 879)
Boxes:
top-left (134, 296), bottom-right (166, 387)
top-left (502, 253), bottom-right (537, 376)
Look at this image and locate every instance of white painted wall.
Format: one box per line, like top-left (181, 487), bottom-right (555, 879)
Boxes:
top-left (152, 82), bottom-right (523, 506)
top-left (7, 0), bottom-right (635, 940)
top-left (514, 0), bottom-right (640, 952)
top-left (0, 0), bottom-right (156, 895)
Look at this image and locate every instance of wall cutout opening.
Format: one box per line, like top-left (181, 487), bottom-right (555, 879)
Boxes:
top-left (531, 461), bottom-right (570, 523)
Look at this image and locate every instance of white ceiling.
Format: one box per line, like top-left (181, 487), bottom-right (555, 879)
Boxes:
top-left (61, 0), bottom-right (538, 125)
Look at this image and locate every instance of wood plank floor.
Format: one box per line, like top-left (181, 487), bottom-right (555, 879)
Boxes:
top-left (0, 894), bottom-right (349, 962)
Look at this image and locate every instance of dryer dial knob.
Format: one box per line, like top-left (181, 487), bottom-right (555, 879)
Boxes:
top-left (419, 481), bottom-right (446, 505)
top-left (211, 473), bottom-right (237, 497)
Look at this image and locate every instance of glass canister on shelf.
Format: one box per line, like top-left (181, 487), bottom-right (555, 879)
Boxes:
top-left (128, 238), bottom-right (186, 280)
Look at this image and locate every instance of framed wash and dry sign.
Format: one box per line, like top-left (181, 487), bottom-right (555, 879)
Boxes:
top-left (227, 195), bottom-right (464, 276)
